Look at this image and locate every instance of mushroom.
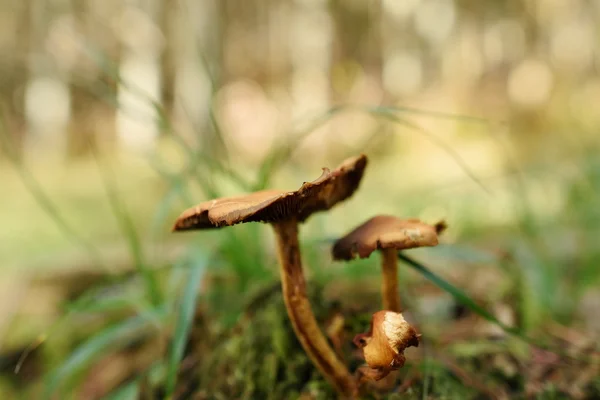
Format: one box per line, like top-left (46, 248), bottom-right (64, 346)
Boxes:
top-left (353, 310), bottom-right (420, 382)
top-left (172, 154), bottom-right (368, 397)
top-left (332, 216), bottom-right (446, 312)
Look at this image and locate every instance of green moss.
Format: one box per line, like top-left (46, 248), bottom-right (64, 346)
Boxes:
top-left (196, 284), bottom-right (336, 399)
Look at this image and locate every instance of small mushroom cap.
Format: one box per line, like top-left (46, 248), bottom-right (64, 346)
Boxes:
top-left (354, 311), bottom-right (419, 371)
top-left (332, 215), bottom-right (446, 260)
top-left (172, 154), bottom-right (368, 231)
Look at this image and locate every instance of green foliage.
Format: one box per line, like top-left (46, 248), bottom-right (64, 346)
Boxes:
top-left (91, 145), bottom-right (162, 306)
top-left (44, 307), bottom-right (168, 398)
top-left (0, 113), bottom-right (106, 269)
top-left (165, 255), bottom-right (207, 396)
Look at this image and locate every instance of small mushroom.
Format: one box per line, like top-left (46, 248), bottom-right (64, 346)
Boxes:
top-left (353, 310), bottom-right (420, 382)
top-left (172, 154), bottom-right (368, 397)
top-left (332, 216), bottom-right (446, 312)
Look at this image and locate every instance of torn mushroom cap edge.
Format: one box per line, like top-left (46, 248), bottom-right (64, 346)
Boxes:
top-left (171, 153), bottom-right (368, 232)
top-left (381, 311), bottom-right (420, 352)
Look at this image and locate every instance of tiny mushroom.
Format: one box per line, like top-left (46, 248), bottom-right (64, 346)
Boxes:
top-left (332, 216), bottom-right (446, 312)
top-left (353, 310), bottom-right (420, 382)
top-left (172, 154), bottom-right (368, 397)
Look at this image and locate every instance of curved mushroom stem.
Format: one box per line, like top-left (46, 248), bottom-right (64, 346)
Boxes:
top-left (272, 218), bottom-right (357, 397)
top-left (380, 248), bottom-right (400, 312)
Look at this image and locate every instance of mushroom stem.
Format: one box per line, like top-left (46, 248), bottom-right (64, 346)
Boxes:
top-left (381, 248), bottom-right (400, 312)
top-left (272, 218), bottom-right (356, 397)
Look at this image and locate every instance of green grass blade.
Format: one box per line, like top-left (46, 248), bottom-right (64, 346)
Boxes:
top-left (64, 280), bottom-right (162, 329)
top-left (89, 145), bottom-right (162, 306)
top-left (65, 286), bottom-right (140, 315)
top-left (253, 106), bottom-right (345, 190)
top-left (165, 254), bottom-right (207, 397)
top-left (398, 253), bottom-right (520, 334)
top-left (367, 105), bottom-right (498, 124)
top-left (15, 276), bottom-right (158, 376)
top-left (76, 40), bottom-right (237, 199)
top-left (100, 380), bottom-right (138, 400)
top-left (145, 155), bottom-right (196, 235)
top-left (428, 244), bottom-right (500, 264)
top-left (68, 46), bottom-right (225, 201)
top-left (251, 101), bottom-right (496, 192)
top-left (0, 106), bottom-right (106, 269)
top-left (101, 362), bottom-right (165, 400)
top-left (44, 307), bottom-right (167, 398)
top-left (368, 108), bottom-right (491, 194)
top-left (509, 240), bottom-right (559, 330)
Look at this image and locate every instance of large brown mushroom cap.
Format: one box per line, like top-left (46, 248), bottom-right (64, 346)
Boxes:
top-left (172, 154), bottom-right (368, 231)
top-left (332, 215), bottom-right (446, 260)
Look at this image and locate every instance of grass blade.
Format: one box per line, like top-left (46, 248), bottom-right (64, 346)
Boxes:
top-left (101, 380), bottom-right (139, 400)
top-left (428, 244), bottom-right (500, 264)
top-left (0, 105), bottom-right (106, 269)
top-left (368, 105), bottom-right (498, 124)
top-left (165, 255), bottom-right (207, 397)
top-left (368, 108), bottom-right (491, 195)
top-left (252, 106), bottom-right (345, 190)
top-left (69, 37), bottom-right (234, 200)
top-left (89, 144), bottom-right (162, 306)
top-left (44, 307), bottom-right (166, 398)
top-left (101, 362), bottom-right (165, 400)
top-left (145, 155), bottom-right (196, 236)
top-left (398, 253), bottom-right (520, 334)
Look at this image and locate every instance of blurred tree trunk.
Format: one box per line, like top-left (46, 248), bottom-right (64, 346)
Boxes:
top-left (67, 82), bottom-right (96, 159)
top-left (68, 0), bottom-right (99, 158)
top-left (23, 0), bottom-right (70, 161)
top-left (159, 0), bottom-right (177, 125)
top-left (196, 0), bottom-right (227, 158)
top-left (265, 0), bottom-right (291, 90)
top-left (67, 1), bottom-right (122, 157)
top-left (0, 1), bottom-right (31, 162)
top-left (329, 0), bottom-right (381, 100)
top-left (365, 1), bottom-right (383, 92)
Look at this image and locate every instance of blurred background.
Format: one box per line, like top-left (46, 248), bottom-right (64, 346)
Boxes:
top-left (1, 0), bottom-right (599, 398)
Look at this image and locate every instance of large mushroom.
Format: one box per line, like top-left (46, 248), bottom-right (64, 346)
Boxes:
top-left (332, 216), bottom-right (446, 312)
top-left (172, 154), bottom-right (368, 397)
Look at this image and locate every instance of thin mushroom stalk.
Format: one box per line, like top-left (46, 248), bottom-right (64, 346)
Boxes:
top-left (273, 218), bottom-right (356, 396)
top-left (380, 248), bottom-right (400, 312)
